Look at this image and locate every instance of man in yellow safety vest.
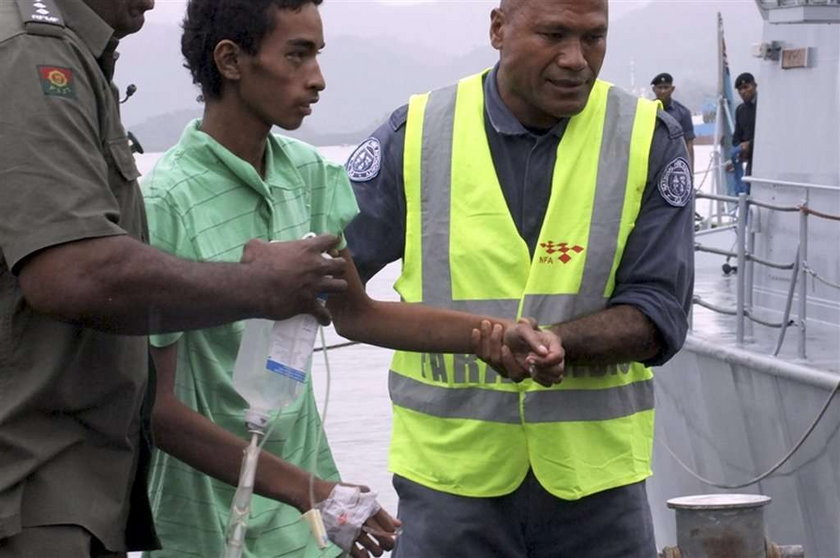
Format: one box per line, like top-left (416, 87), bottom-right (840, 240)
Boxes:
top-left (344, 0), bottom-right (694, 556)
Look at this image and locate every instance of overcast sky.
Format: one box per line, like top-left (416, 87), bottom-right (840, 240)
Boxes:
top-left (144, 0), bottom-right (653, 23)
top-left (117, 0), bottom-right (764, 138)
top-left (141, 0), bottom-right (655, 53)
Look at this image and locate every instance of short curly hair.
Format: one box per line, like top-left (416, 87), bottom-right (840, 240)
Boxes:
top-left (181, 0), bottom-right (323, 100)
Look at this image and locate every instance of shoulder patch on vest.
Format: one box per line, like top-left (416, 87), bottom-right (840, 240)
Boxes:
top-left (345, 137), bottom-right (382, 182)
top-left (658, 157), bottom-right (693, 207)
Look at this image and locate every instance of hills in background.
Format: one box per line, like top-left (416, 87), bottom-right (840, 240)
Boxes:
top-left (115, 1), bottom-right (764, 151)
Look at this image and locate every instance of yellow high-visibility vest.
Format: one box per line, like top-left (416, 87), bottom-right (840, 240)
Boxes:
top-left (389, 71), bottom-right (659, 500)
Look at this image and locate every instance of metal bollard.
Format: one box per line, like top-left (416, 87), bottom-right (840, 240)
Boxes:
top-left (659, 494), bottom-right (806, 558)
top-left (766, 542), bottom-right (805, 558)
top-left (666, 494), bottom-right (771, 558)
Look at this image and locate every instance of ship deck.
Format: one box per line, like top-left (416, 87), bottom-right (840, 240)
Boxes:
top-left (691, 225), bottom-right (840, 374)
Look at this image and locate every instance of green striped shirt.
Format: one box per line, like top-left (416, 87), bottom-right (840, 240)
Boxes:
top-left (141, 120), bottom-right (358, 558)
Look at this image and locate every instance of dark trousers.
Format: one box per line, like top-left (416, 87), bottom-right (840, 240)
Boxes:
top-left (392, 471), bottom-right (657, 558)
top-left (0, 525), bottom-right (126, 558)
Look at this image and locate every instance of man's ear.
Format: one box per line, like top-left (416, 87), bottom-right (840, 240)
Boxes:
top-left (214, 39), bottom-right (242, 81)
top-left (490, 7), bottom-right (505, 51)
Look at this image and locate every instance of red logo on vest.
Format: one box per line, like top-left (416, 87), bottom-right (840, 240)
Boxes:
top-left (540, 241), bottom-right (584, 264)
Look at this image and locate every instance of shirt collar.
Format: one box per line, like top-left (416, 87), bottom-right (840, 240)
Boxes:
top-left (54, 0), bottom-right (115, 58)
top-left (178, 119), bottom-right (305, 198)
top-left (484, 63), bottom-right (568, 138)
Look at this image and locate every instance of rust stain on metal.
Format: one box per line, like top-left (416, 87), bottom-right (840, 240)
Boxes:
top-left (701, 529), bottom-right (747, 558)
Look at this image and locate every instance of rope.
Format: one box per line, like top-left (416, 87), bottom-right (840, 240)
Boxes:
top-left (659, 380), bottom-right (840, 490)
top-left (804, 264), bottom-right (840, 290)
top-left (693, 151), bottom-right (717, 192)
top-left (313, 340), bottom-right (360, 353)
top-left (799, 205), bottom-right (840, 222)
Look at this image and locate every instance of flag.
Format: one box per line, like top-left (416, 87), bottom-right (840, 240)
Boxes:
top-left (717, 12), bottom-right (743, 196)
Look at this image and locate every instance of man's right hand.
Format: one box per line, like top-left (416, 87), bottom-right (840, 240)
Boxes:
top-left (739, 140), bottom-right (752, 160)
top-left (241, 234), bottom-right (348, 325)
top-left (471, 318), bottom-right (565, 385)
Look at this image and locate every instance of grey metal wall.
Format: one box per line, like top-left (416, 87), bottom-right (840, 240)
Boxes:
top-left (650, 341), bottom-right (840, 557)
top-left (751, 23), bottom-right (840, 326)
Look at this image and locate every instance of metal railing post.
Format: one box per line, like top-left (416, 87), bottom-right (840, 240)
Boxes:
top-left (714, 98), bottom-right (725, 227)
top-left (798, 191), bottom-right (809, 360)
top-left (736, 193), bottom-right (748, 344)
top-left (712, 150), bottom-right (723, 227)
top-left (745, 205), bottom-right (756, 340)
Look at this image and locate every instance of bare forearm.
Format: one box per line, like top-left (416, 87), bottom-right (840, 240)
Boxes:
top-left (18, 234), bottom-right (345, 335)
top-left (153, 399), bottom-right (319, 512)
top-left (551, 305), bottom-right (661, 365)
top-left (333, 299), bottom-right (492, 353)
top-left (329, 249), bottom-right (500, 353)
top-left (20, 236), bottom-right (257, 334)
top-left (97, 242), bottom-right (265, 333)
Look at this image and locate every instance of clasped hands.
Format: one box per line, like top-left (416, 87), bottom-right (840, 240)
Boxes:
top-left (471, 318), bottom-right (565, 387)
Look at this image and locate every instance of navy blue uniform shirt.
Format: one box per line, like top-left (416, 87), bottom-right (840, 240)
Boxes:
top-left (732, 97), bottom-right (757, 146)
top-left (663, 98), bottom-right (696, 142)
top-left (344, 66), bottom-right (694, 366)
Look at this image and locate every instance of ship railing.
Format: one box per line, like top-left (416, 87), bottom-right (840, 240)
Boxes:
top-left (692, 153), bottom-right (739, 229)
top-left (694, 177), bottom-right (840, 360)
top-left (755, 0), bottom-right (840, 23)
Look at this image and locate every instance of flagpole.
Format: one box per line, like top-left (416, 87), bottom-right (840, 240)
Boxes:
top-left (715, 12), bottom-right (726, 224)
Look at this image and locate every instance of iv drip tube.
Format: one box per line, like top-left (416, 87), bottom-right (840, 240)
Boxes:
top-left (223, 432), bottom-right (262, 558)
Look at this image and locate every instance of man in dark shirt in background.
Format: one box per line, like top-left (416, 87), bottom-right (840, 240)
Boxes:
top-left (733, 72), bottom-right (758, 180)
top-left (651, 72), bottom-right (695, 170)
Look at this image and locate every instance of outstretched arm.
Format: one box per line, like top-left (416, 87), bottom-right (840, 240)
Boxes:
top-left (327, 249), bottom-right (553, 368)
top-left (18, 234), bottom-right (347, 335)
top-left (327, 249), bottom-right (498, 353)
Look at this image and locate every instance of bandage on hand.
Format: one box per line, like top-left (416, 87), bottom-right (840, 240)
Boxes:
top-left (315, 485), bottom-right (382, 551)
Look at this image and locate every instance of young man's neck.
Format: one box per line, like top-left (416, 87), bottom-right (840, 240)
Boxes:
top-left (200, 99), bottom-right (272, 178)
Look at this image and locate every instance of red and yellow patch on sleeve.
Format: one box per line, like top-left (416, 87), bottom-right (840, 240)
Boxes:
top-left (37, 65), bottom-right (75, 98)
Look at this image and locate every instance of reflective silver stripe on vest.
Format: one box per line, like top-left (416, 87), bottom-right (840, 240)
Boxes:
top-left (525, 378), bottom-right (654, 423)
top-left (420, 84), bottom-right (459, 307)
top-left (390, 371), bottom-right (654, 423)
top-left (522, 86), bottom-right (640, 323)
top-left (389, 371), bottom-right (522, 424)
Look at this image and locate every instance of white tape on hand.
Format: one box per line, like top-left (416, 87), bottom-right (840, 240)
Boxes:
top-left (315, 485), bottom-right (382, 551)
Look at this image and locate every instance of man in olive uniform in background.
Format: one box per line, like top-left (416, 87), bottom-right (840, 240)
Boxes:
top-left (0, 1), bottom-right (346, 556)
